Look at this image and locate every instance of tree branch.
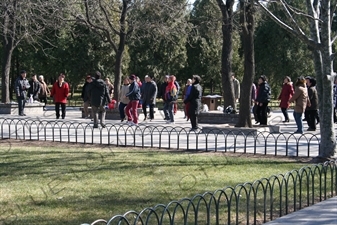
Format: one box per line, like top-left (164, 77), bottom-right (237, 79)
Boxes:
top-left (256, 0), bottom-right (320, 49)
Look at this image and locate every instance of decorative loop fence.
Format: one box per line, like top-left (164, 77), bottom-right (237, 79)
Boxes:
top-left (85, 160), bottom-right (337, 225)
top-left (0, 118), bottom-right (321, 157)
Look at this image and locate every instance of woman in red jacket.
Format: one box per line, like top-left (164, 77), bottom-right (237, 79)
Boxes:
top-left (278, 76), bottom-right (294, 122)
top-left (51, 73), bottom-right (70, 119)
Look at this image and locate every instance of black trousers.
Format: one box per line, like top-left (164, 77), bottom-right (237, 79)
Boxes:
top-left (17, 96), bottom-right (26, 115)
top-left (142, 103), bottom-right (155, 120)
top-left (256, 102), bottom-right (268, 125)
top-left (189, 111), bottom-right (198, 129)
top-left (306, 110), bottom-right (317, 130)
top-left (281, 107), bottom-right (289, 121)
top-left (55, 102), bottom-right (66, 119)
top-left (39, 96), bottom-right (48, 108)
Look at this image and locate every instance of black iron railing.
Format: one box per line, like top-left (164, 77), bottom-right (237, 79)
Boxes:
top-left (85, 160), bottom-right (337, 225)
top-left (0, 118), bottom-right (321, 157)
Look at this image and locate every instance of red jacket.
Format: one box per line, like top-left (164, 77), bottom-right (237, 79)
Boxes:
top-left (278, 83), bottom-right (294, 108)
top-left (51, 81), bottom-right (70, 103)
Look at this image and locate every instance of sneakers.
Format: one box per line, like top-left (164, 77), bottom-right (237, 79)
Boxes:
top-left (127, 121), bottom-right (138, 126)
top-left (166, 121), bottom-right (175, 124)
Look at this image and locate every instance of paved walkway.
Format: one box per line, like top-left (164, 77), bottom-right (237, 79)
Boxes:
top-left (263, 196), bottom-right (337, 225)
top-left (0, 107), bottom-right (324, 156)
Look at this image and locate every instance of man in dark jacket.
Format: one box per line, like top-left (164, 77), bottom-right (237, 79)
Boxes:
top-left (141, 75), bottom-right (157, 121)
top-left (125, 74), bottom-right (141, 125)
top-left (88, 71), bottom-right (111, 128)
top-left (255, 75), bottom-right (271, 126)
top-left (28, 74), bottom-right (41, 101)
top-left (15, 70), bottom-right (31, 116)
top-left (305, 78), bottom-right (318, 131)
top-left (184, 75), bottom-right (203, 131)
top-left (81, 75), bottom-right (93, 119)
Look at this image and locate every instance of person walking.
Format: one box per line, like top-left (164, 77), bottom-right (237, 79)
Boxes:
top-left (289, 76), bottom-right (310, 134)
top-left (184, 75), bottom-right (203, 131)
top-left (255, 75), bottom-right (271, 126)
top-left (160, 75), bottom-right (169, 120)
top-left (105, 77), bottom-right (114, 99)
top-left (278, 76), bottom-right (294, 123)
top-left (119, 77), bottom-right (130, 122)
top-left (28, 74), bottom-right (41, 101)
top-left (163, 75), bottom-right (178, 124)
top-left (173, 78), bottom-right (180, 115)
top-left (38, 75), bottom-right (50, 110)
top-left (125, 74), bottom-right (141, 125)
top-left (15, 70), bottom-right (31, 116)
top-left (141, 75), bottom-right (157, 121)
top-left (305, 78), bottom-right (318, 131)
top-left (182, 79), bottom-right (192, 120)
top-left (88, 71), bottom-right (111, 128)
top-left (81, 75), bottom-right (93, 119)
top-left (51, 73), bottom-right (70, 119)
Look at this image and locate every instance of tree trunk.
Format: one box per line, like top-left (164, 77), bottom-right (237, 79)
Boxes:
top-left (217, 0), bottom-right (235, 109)
top-left (1, 2), bottom-right (16, 104)
top-left (112, 0), bottom-right (128, 101)
top-left (2, 37), bottom-right (14, 103)
top-left (236, 0), bottom-right (255, 127)
top-left (315, 0), bottom-right (336, 158)
top-left (113, 50), bottom-right (123, 101)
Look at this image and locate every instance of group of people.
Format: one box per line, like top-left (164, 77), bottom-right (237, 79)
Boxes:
top-left (17, 70), bottom-right (321, 133)
top-left (252, 74), bottom-right (319, 134)
top-left (15, 70), bottom-right (53, 116)
top-left (112, 74), bottom-right (203, 130)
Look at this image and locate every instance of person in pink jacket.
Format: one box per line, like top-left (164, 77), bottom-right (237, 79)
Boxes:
top-left (51, 73), bottom-right (70, 119)
top-left (278, 76), bottom-right (294, 122)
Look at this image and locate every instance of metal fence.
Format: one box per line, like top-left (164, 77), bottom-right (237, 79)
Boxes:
top-left (0, 118), bottom-right (321, 157)
top-left (86, 160), bottom-right (337, 225)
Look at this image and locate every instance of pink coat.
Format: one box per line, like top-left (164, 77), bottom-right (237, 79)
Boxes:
top-left (278, 83), bottom-right (294, 108)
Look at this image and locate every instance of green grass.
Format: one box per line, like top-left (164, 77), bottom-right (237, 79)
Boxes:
top-left (0, 140), bottom-right (309, 225)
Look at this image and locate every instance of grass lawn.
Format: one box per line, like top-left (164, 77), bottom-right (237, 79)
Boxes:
top-left (0, 139), bottom-right (310, 225)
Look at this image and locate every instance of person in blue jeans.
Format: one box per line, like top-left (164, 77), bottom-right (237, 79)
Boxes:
top-left (163, 75), bottom-right (178, 124)
top-left (289, 76), bottom-right (310, 134)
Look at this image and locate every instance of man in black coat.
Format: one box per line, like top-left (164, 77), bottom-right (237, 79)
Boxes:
top-left (141, 75), bottom-right (157, 121)
top-left (88, 71), bottom-right (111, 128)
top-left (255, 75), bottom-right (271, 126)
top-left (184, 75), bottom-right (203, 131)
top-left (15, 70), bottom-right (31, 116)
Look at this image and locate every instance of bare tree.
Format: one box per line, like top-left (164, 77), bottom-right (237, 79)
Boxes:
top-left (0, 0), bottom-right (61, 103)
top-left (71, 0), bottom-right (191, 100)
top-left (236, 0), bottom-right (255, 127)
top-left (216, 0), bottom-right (236, 110)
top-left (256, 0), bottom-right (336, 158)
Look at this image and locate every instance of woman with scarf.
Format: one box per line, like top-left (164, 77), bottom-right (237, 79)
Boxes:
top-left (163, 75), bottom-right (178, 124)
